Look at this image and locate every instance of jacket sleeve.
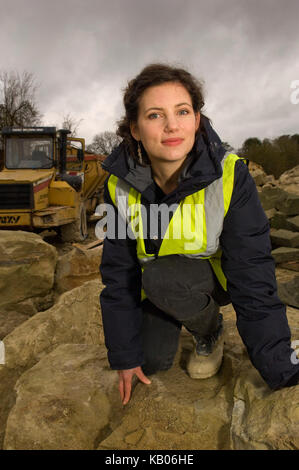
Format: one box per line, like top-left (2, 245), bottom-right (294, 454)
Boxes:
top-left (99, 179), bottom-right (145, 370)
top-left (220, 160), bottom-right (299, 390)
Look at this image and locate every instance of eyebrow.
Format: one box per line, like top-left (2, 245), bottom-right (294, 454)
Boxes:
top-left (144, 102), bottom-right (193, 112)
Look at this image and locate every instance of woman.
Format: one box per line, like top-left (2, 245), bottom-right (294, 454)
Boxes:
top-left (100, 63), bottom-right (299, 405)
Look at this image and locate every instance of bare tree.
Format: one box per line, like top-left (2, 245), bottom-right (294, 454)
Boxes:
top-left (60, 112), bottom-right (83, 137)
top-left (87, 131), bottom-right (122, 155)
top-left (0, 70), bottom-right (42, 129)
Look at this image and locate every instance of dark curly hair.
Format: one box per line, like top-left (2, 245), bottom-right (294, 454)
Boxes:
top-left (116, 63), bottom-right (209, 165)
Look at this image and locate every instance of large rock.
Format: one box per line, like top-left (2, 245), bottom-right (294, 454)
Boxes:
top-left (279, 261), bottom-right (299, 272)
top-left (54, 245), bottom-right (103, 294)
top-left (257, 185), bottom-right (287, 211)
top-left (276, 193), bottom-right (299, 216)
top-left (231, 363), bottom-right (299, 449)
top-left (278, 165), bottom-right (299, 196)
top-left (270, 212), bottom-right (295, 231)
top-left (287, 215), bottom-right (299, 231)
top-left (248, 162), bottom-right (276, 187)
top-left (0, 279), bottom-right (104, 448)
top-left (0, 231), bottom-right (57, 312)
top-left (250, 168), bottom-right (269, 186)
top-left (271, 247), bottom-right (299, 264)
top-left (2, 278), bottom-right (104, 371)
top-left (3, 344), bottom-right (120, 450)
top-left (258, 183), bottom-right (299, 216)
top-left (277, 273), bottom-right (299, 308)
top-left (270, 229), bottom-right (299, 248)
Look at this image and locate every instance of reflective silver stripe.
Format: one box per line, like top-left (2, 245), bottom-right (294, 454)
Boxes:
top-left (114, 178), bottom-right (131, 223)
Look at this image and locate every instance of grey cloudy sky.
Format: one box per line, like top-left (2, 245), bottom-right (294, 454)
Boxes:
top-left (1, 0), bottom-right (299, 149)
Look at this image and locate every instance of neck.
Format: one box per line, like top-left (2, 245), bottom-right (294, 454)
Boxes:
top-left (151, 157), bottom-right (187, 194)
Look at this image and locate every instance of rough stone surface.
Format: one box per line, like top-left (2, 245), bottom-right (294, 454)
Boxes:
top-left (0, 366), bottom-right (19, 448)
top-left (257, 185), bottom-right (287, 211)
top-left (3, 344), bottom-right (120, 450)
top-left (270, 229), bottom-right (299, 248)
top-left (0, 292), bottom-right (55, 317)
top-left (251, 168), bottom-right (268, 186)
top-left (276, 193), bottom-right (299, 216)
top-left (271, 212), bottom-right (295, 230)
top-left (288, 215), bottom-right (299, 231)
top-left (265, 208), bottom-right (277, 220)
top-left (54, 245), bottom-right (103, 294)
top-left (277, 273), bottom-right (299, 308)
top-left (278, 165), bottom-right (299, 196)
top-left (231, 365), bottom-right (299, 450)
top-left (280, 262), bottom-right (299, 272)
top-left (0, 231), bottom-right (57, 312)
top-left (0, 310), bottom-right (29, 340)
top-left (2, 278), bottom-right (104, 371)
top-left (0, 279), bottom-right (105, 448)
top-left (272, 247), bottom-right (299, 264)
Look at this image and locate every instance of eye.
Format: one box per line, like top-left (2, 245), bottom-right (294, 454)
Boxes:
top-left (178, 109), bottom-right (190, 115)
top-left (148, 112), bottom-right (161, 119)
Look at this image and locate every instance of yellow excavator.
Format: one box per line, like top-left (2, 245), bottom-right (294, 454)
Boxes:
top-left (0, 126), bottom-right (108, 241)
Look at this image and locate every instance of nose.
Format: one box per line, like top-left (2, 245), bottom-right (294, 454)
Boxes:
top-left (164, 114), bottom-right (179, 132)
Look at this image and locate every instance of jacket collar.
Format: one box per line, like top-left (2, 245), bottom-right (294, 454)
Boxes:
top-left (102, 115), bottom-right (226, 202)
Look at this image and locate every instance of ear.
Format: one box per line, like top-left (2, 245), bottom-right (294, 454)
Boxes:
top-left (195, 112), bottom-right (200, 132)
top-left (130, 122), bottom-right (140, 141)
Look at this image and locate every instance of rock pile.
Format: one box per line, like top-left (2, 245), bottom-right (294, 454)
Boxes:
top-left (0, 283), bottom-right (298, 450)
top-left (250, 163), bottom-right (299, 308)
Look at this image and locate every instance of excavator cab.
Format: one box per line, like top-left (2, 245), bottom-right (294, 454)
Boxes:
top-left (3, 127), bottom-right (56, 170)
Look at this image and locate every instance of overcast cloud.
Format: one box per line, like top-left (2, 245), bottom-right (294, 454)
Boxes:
top-left (0, 0), bottom-right (299, 149)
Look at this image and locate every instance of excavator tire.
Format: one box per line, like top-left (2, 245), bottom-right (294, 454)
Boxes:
top-left (60, 203), bottom-right (88, 242)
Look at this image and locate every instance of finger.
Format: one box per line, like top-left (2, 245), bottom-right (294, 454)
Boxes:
top-left (136, 368), bottom-right (151, 385)
top-left (118, 374), bottom-right (124, 403)
top-left (123, 377), bottom-right (132, 405)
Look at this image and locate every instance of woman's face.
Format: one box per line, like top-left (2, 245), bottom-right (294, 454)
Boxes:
top-left (130, 82), bottom-right (200, 166)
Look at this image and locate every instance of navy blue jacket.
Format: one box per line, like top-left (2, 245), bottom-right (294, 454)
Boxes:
top-left (100, 116), bottom-right (299, 390)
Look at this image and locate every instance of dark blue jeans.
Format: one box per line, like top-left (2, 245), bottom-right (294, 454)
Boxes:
top-left (141, 255), bottom-right (231, 375)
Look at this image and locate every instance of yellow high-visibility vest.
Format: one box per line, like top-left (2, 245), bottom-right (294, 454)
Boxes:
top-left (108, 152), bottom-right (242, 301)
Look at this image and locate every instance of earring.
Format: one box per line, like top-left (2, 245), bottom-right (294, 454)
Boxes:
top-left (137, 141), bottom-right (143, 164)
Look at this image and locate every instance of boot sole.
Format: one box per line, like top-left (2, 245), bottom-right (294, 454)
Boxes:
top-left (187, 336), bottom-right (224, 379)
top-left (188, 358), bottom-right (223, 379)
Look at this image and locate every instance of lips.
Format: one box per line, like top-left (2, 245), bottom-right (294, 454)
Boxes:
top-left (161, 138), bottom-right (184, 146)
